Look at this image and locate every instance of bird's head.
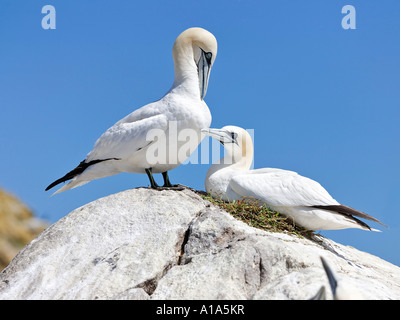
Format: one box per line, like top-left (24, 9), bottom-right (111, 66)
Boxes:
top-left (173, 27), bottom-right (218, 100)
top-left (202, 126), bottom-right (253, 168)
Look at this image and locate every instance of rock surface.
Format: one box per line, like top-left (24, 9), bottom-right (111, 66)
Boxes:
top-left (0, 188), bottom-right (399, 300)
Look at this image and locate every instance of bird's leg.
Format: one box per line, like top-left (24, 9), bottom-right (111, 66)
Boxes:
top-left (162, 171), bottom-right (174, 187)
top-left (162, 171), bottom-right (185, 190)
top-left (145, 168), bottom-right (160, 189)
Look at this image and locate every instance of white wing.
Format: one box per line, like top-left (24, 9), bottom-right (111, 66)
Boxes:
top-left (86, 106), bottom-right (168, 161)
top-left (248, 167), bottom-right (298, 175)
top-left (229, 169), bottom-right (339, 207)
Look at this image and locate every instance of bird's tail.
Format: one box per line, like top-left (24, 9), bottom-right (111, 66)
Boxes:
top-left (50, 179), bottom-right (90, 196)
top-left (45, 159), bottom-right (89, 192)
top-left (45, 158), bottom-right (120, 194)
top-left (311, 204), bottom-right (388, 230)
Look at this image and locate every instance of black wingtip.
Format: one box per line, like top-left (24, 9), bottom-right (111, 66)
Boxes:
top-left (45, 179), bottom-right (63, 191)
top-left (45, 158), bottom-right (121, 192)
top-left (45, 172), bottom-right (76, 191)
top-left (311, 204), bottom-right (388, 229)
top-left (45, 159), bottom-right (88, 192)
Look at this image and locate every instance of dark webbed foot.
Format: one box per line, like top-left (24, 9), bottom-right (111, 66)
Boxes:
top-left (161, 172), bottom-right (185, 190)
top-left (160, 185), bottom-right (186, 191)
top-left (145, 169), bottom-right (185, 190)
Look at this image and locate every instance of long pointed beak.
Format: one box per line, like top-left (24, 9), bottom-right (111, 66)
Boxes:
top-left (198, 51), bottom-right (212, 100)
top-left (310, 286), bottom-right (326, 300)
top-left (320, 256), bottom-right (338, 298)
top-left (201, 128), bottom-right (237, 145)
top-left (201, 128), bottom-right (225, 141)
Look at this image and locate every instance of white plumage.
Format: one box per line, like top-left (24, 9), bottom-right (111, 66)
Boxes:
top-left (46, 27), bottom-right (217, 194)
top-left (203, 126), bottom-right (386, 231)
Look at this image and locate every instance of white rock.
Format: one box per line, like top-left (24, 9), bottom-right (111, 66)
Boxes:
top-left (1, 188), bottom-right (399, 300)
top-left (0, 188), bottom-right (208, 299)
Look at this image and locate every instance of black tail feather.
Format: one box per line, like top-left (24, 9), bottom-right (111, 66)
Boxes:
top-left (45, 158), bottom-right (120, 191)
top-left (311, 204), bottom-right (388, 229)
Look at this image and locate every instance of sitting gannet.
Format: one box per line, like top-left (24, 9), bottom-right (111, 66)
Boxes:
top-left (46, 27), bottom-right (217, 194)
top-left (202, 126), bottom-right (386, 231)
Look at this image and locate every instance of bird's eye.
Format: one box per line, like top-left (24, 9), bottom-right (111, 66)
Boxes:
top-left (205, 52), bottom-right (212, 63)
top-left (231, 132), bottom-right (238, 140)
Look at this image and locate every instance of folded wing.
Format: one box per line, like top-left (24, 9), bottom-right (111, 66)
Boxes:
top-left (229, 169), bottom-right (339, 207)
top-left (86, 113), bottom-right (169, 161)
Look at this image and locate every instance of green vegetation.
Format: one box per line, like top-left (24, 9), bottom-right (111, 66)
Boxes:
top-left (200, 193), bottom-right (315, 240)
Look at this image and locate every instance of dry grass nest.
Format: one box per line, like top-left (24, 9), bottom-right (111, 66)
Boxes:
top-left (199, 192), bottom-right (316, 240)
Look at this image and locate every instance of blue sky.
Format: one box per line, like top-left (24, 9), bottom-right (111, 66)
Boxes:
top-left (1, 1), bottom-right (399, 266)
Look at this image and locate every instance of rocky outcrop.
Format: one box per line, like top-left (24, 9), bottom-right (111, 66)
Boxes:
top-left (0, 188), bottom-right (47, 270)
top-left (0, 188), bottom-right (399, 300)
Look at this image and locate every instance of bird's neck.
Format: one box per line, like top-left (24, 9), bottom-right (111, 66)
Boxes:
top-left (219, 144), bottom-right (254, 172)
top-left (206, 159), bottom-right (250, 200)
top-left (170, 56), bottom-right (201, 100)
top-left (206, 148), bottom-right (254, 195)
top-left (208, 154), bottom-right (252, 177)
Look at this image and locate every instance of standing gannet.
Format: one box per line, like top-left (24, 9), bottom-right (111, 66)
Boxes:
top-left (312, 257), bottom-right (365, 300)
top-left (46, 27), bottom-right (217, 194)
top-left (202, 126), bottom-right (387, 231)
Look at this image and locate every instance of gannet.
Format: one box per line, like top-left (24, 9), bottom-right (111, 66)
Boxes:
top-left (46, 27), bottom-right (217, 194)
top-left (312, 256), bottom-right (365, 300)
top-left (202, 126), bottom-right (387, 231)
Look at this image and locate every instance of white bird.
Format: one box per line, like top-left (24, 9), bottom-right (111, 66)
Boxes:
top-left (312, 256), bottom-right (365, 300)
top-left (202, 126), bottom-right (387, 231)
top-left (46, 27), bottom-right (217, 194)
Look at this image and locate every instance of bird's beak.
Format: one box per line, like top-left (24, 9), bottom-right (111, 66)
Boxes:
top-left (310, 286), bottom-right (326, 300)
top-left (198, 50), bottom-right (212, 100)
top-left (201, 128), bottom-right (236, 145)
top-left (320, 256), bottom-right (338, 298)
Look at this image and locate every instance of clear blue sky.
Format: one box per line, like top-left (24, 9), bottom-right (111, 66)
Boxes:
top-left (1, 1), bottom-right (399, 266)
